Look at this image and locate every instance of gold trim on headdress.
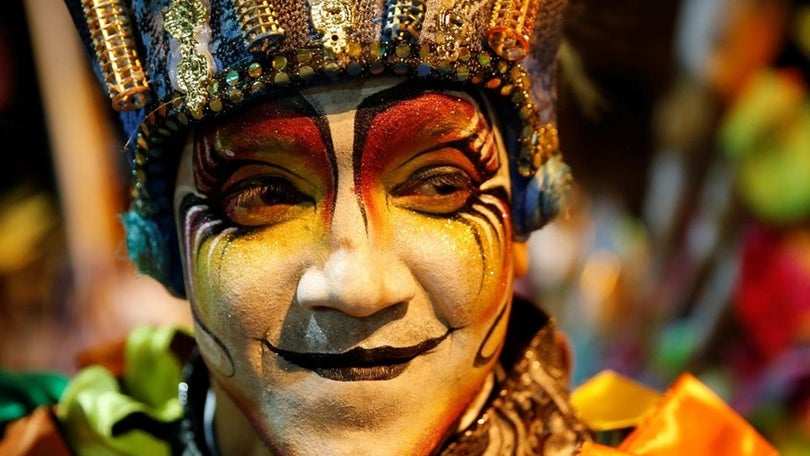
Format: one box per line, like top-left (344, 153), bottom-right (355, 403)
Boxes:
top-left (164, 0), bottom-right (214, 117)
top-left (383, 0), bottom-right (427, 43)
top-left (486, 0), bottom-right (539, 61)
top-left (435, 0), bottom-right (475, 61)
top-left (232, 0), bottom-right (286, 54)
top-left (309, 0), bottom-right (353, 56)
top-left (81, 0), bottom-right (150, 111)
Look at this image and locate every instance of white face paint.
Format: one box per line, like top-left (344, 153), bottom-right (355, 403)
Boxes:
top-left (174, 78), bottom-right (518, 455)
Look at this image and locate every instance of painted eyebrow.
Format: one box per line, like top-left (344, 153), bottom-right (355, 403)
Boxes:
top-left (194, 92), bottom-right (334, 192)
top-left (353, 88), bottom-right (497, 177)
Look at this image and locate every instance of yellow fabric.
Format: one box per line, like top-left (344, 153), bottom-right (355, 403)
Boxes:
top-left (571, 370), bottom-right (662, 432)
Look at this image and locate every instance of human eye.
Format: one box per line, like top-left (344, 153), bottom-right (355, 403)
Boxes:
top-left (220, 174), bottom-right (314, 226)
top-left (390, 166), bottom-right (477, 215)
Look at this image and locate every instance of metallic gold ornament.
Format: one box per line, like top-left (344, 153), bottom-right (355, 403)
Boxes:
top-left (435, 0), bottom-right (473, 61)
top-left (164, 0), bottom-right (213, 115)
top-left (382, 0), bottom-right (426, 43)
top-left (81, 0), bottom-right (150, 111)
top-left (310, 0), bottom-right (353, 56)
top-left (232, 0), bottom-right (285, 54)
top-left (486, 0), bottom-right (539, 61)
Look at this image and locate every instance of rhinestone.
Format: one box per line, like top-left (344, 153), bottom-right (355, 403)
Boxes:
top-left (225, 70), bottom-right (239, 86)
top-left (272, 55), bottom-right (287, 70)
top-left (417, 63), bottom-right (431, 77)
top-left (478, 53), bottom-right (491, 67)
top-left (297, 49), bottom-right (313, 63)
top-left (419, 43), bottom-right (430, 59)
top-left (511, 91), bottom-right (526, 103)
top-left (298, 66), bottom-right (315, 80)
top-left (519, 107), bottom-right (532, 120)
top-left (210, 98), bottom-right (223, 112)
top-left (347, 62), bottom-right (362, 76)
top-left (395, 43), bottom-right (410, 58)
top-left (248, 62), bottom-right (262, 78)
top-left (369, 62), bottom-right (385, 75)
top-left (394, 62), bottom-right (409, 74)
top-left (274, 72), bottom-right (290, 84)
top-left (323, 61), bottom-right (340, 74)
top-left (456, 66), bottom-right (470, 81)
top-left (229, 88), bottom-right (243, 103)
top-left (251, 80), bottom-right (265, 93)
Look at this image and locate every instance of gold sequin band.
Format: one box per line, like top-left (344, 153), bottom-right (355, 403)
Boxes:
top-left (81, 0), bottom-right (150, 111)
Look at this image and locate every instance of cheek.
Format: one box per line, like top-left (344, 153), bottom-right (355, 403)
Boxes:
top-left (184, 217), bottom-right (319, 340)
top-left (393, 207), bottom-right (513, 327)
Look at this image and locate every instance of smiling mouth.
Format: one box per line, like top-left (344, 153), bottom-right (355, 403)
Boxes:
top-left (262, 331), bottom-right (450, 381)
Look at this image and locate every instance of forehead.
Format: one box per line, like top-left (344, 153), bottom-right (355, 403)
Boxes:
top-left (207, 78), bottom-right (491, 131)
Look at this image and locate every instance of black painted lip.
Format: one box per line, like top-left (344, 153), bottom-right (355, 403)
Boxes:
top-left (262, 331), bottom-right (450, 381)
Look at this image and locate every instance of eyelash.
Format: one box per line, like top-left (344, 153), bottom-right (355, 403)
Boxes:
top-left (225, 177), bottom-right (310, 206)
top-left (390, 166), bottom-right (478, 215)
top-left (218, 176), bottom-right (314, 226)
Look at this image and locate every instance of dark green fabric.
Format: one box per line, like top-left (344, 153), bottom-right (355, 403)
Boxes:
top-left (0, 368), bottom-right (69, 435)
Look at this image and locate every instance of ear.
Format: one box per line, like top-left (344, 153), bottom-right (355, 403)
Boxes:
top-left (512, 241), bottom-right (530, 278)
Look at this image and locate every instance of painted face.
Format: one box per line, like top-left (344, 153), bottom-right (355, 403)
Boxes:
top-left (174, 79), bottom-right (518, 455)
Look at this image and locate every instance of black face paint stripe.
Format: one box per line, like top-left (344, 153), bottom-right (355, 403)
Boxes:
top-left (455, 215), bottom-right (487, 297)
top-left (474, 298), bottom-right (510, 367)
top-left (190, 303), bottom-right (236, 377)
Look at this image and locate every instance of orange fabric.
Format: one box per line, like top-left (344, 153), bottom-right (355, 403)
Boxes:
top-left (579, 441), bottom-right (634, 455)
top-left (618, 373), bottom-right (778, 456)
top-left (73, 338), bottom-right (127, 377)
top-left (0, 407), bottom-right (71, 456)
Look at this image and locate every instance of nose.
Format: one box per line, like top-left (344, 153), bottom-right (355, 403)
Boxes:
top-left (296, 175), bottom-right (416, 316)
top-left (296, 244), bottom-right (416, 317)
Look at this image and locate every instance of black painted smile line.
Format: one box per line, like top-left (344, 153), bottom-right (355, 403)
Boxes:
top-left (262, 330), bottom-right (451, 369)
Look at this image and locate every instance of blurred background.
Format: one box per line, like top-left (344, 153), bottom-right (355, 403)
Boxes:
top-left (0, 0), bottom-right (808, 453)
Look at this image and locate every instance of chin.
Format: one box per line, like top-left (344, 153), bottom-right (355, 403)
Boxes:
top-left (241, 364), bottom-right (479, 456)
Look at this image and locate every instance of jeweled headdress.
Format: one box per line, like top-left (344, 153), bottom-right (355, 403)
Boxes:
top-left (63, 0), bottom-right (572, 296)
